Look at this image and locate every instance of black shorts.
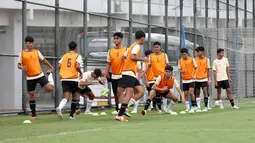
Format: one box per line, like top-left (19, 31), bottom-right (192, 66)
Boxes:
top-left (79, 86), bottom-right (92, 95)
top-left (61, 81), bottom-right (79, 94)
top-left (111, 79), bottom-right (120, 95)
top-left (27, 76), bottom-right (49, 92)
top-left (118, 75), bottom-right (141, 88)
top-left (156, 91), bottom-right (170, 98)
top-left (146, 83), bottom-right (154, 92)
top-left (182, 82), bottom-right (195, 91)
top-left (215, 80), bottom-right (230, 89)
top-left (195, 81), bottom-right (208, 89)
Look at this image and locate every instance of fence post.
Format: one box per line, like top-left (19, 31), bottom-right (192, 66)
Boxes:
top-left (129, 0), bottom-right (133, 45)
top-left (83, 0), bottom-right (88, 110)
top-left (148, 0), bottom-right (151, 50)
top-left (107, 0), bottom-right (112, 106)
top-left (22, 0), bottom-right (28, 115)
top-left (164, 0), bottom-right (168, 53)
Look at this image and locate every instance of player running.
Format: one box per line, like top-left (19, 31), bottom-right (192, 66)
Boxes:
top-left (179, 48), bottom-right (198, 113)
top-left (56, 41), bottom-right (83, 120)
top-left (104, 32), bottom-right (127, 115)
top-left (115, 30), bottom-right (148, 122)
top-left (141, 65), bottom-right (185, 115)
top-left (18, 36), bottom-right (54, 120)
top-left (213, 48), bottom-right (240, 109)
top-left (144, 42), bottom-right (169, 112)
top-left (194, 46), bottom-right (211, 112)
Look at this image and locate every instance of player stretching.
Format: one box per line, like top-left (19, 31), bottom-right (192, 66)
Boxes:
top-left (56, 41), bottom-right (83, 120)
top-left (194, 47), bottom-right (211, 112)
top-left (115, 30), bottom-right (148, 122)
top-left (18, 36), bottom-right (54, 120)
top-left (141, 65), bottom-right (185, 115)
top-left (213, 48), bottom-right (240, 109)
top-left (144, 42), bottom-right (169, 112)
top-left (179, 48), bottom-right (198, 113)
top-left (78, 69), bottom-right (103, 114)
top-left (104, 32), bottom-right (127, 115)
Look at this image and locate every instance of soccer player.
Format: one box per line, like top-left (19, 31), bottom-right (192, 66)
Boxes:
top-left (179, 48), bottom-right (197, 113)
top-left (56, 41), bottom-right (83, 120)
top-left (213, 48), bottom-right (240, 109)
top-left (104, 32), bottom-right (127, 115)
top-left (194, 46), bottom-right (210, 112)
top-left (144, 42), bottom-right (169, 112)
top-left (78, 69), bottom-right (103, 114)
top-left (115, 30), bottom-right (148, 122)
top-left (141, 65), bottom-right (185, 115)
top-left (18, 36), bottom-right (54, 120)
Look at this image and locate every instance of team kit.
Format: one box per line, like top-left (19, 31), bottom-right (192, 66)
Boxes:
top-left (18, 30), bottom-right (240, 122)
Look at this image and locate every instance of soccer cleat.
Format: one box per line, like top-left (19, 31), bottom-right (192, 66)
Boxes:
top-left (69, 116), bottom-right (76, 120)
top-left (141, 110), bottom-right (147, 116)
top-left (202, 108), bottom-right (208, 112)
top-left (157, 110), bottom-right (163, 115)
top-left (115, 115), bottom-right (128, 122)
top-left (131, 110), bottom-right (137, 114)
top-left (220, 105), bottom-right (224, 109)
top-left (207, 106), bottom-right (212, 110)
top-left (232, 105), bottom-right (240, 109)
top-left (170, 112), bottom-right (178, 115)
top-left (84, 111), bottom-right (94, 115)
top-left (180, 111), bottom-right (187, 115)
top-left (101, 89), bottom-right (110, 97)
top-left (185, 108), bottom-right (190, 112)
top-left (56, 107), bottom-right (63, 120)
top-left (188, 108), bottom-right (195, 114)
top-left (124, 109), bottom-right (131, 117)
top-left (30, 116), bottom-right (37, 120)
top-left (75, 109), bottom-right (81, 115)
top-left (196, 109), bottom-right (202, 113)
top-left (111, 110), bottom-right (118, 115)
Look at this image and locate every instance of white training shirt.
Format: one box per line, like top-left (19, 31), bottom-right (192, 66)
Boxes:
top-left (78, 71), bottom-right (102, 89)
top-left (213, 57), bottom-right (229, 82)
top-left (18, 49), bottom-right (45, 80)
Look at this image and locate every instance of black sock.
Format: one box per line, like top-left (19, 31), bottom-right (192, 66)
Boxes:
top-left (191, 101), bottom-right (196, 107)
top-left (204, 97), bottom-right (208, 107)
top-left (144, 99), bottom-right (152, 111)
top-left (118, 104), bottom-right (127, 116)
top-left (76, 100), bottom-right (80, 110)
top-left (230, 99), bottom-right (235, 107)
top-left (152, 100), bottom-right (157, 109)
top-left (115, 106), bottom-right (119, 111)
top-left (29, 100), bottom-right (36, 117)
top-left (157, 102), bottom-right (162, 111)
top-left (70, 99), bottom-right (77, 117)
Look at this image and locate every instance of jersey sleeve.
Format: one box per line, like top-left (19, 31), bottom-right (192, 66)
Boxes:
top-left (155, 75), bottom-right (162, 85)
top-left (18, 52), bottom-right (22, 64)
top-left (207, 58), bottom-right (211, 69)
top-left (165, 53), bottom-right (169, 64)
top-left (37, 50), bottom-right (45, 60)
top-left (131, 45), bottom-right (140, 55)
top-left (148, 55), bottom-right (151, 65)
top-left (106, 49), bottom-right (111, 63)
top-left (173, 79), bottom-right (180, 88)
top-left (58, 57), bottom-right (63, 64)
top-left (192, 58), bottom-right (198, 68)
top-left (76, 55), bottom-right (82, 64)
top-left (142, 63), bottom-right (146, 71)
top-left (178, 60), bottom-right (181, 70)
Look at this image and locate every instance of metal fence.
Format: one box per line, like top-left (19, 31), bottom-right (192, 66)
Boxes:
top-left (0, 0), bottom-right (255, 114)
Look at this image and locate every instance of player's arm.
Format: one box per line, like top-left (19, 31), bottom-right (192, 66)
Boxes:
top-left (38, 51), bottom-right (53, 72)
top-left (151, 76), bottom-right (165, 91)
top-left (76, 55), bottom-right (83, 78)
top-left (225, 58), bottom-right (231, 82)
top-left (165, 53), bottom-right (169, 65)
top-left (79, 80), bottom-right (98, 86)
top-left (130, 45), bottom-right (148, 62)
top-left (212, 61), bottom-right (217, 86)
top-left (193, 58), bottom-right (198, 79)
top-left (17, 52), bottom-right (27, 71)
top-left (174, 79), bottom-right (185, 103)
top-left (178, 60), bottom-right (185, 73)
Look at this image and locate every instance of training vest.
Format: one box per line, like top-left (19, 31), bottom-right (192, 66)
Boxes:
top-left (122, 43), bottom-right (141, 74)
top-left (22, 49), bottom-right (43, 77)
top-left (157, 75), bottom-right (175, 93)
top-left (150, 53), bottom-right (167, 77)
top-left (109, 46), bottom-right (127, 75)
top-left (145, 62), bottom-right (155, 82)
top-left (195, 57), bottom-right (208, 79)
top-left (179, 57), bottom-right (195, 80)
top-left (59, 52), bottom-right (79, 79)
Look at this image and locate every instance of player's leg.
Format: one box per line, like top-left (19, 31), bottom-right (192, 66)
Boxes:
top-left (201, 82), bottom-right (209, 111)
top-left (56, 81), bottom-right (71, 119)
top-left (162, 97), bottom-right (168, 112)
top-left (183, 83), bottom-right (190, 111)
top-left (112, 79), bottom-right (119, 114)
top-left (27, 79), bottom-right (37, 120)
top-left (188, 82), bottom-right (197, 113)
top-left (224, 81), bottom-right (239, 109)
top-left (166, 91), bottom-right (178, 115)
top-left (216, 81), bottom-right (224, 109)
top-left (207, 86), bottom-right (212, 109)
top-left (69, 92), bottom-right (79, 120)
top-left (42, 73), bottom-right (54, 92)
top-left (84, 90), bottom-right (95, 114)
top-left (154, 96), bottom-right (162, 111)
top-left (141, 89), bottom-right (156, 115)
top-left (195, 82), bottom-right (201, 109)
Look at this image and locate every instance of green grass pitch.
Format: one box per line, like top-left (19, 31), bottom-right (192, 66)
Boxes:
top-left (1, 100), bottom-right (255, 143)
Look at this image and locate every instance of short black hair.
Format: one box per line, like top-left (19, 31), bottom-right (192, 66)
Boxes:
top-left (68, 41), bottom-right (77, 51)
top-left (145, 50), bottom-right (153, 56)
top-left (25, 36), bottom-right (34, 42)
top-left (180, 48), bottom-right (188, 54)
top-left (113, 32), bottom-right (123, 38)
top-left (94, 68), bottom-right (102, 77)
top-left (165, 65), bottom-right (173, 72)
top-left (196, 46), bottom-right (205, 52)
top-left (135, 30), bottom-right (146, 40)
top-left (217, 48), bottom-right (224, 54)
top-left (153, 41), bottom-right (161, 47)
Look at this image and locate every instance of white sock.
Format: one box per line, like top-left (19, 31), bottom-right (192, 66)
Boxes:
top-left (128, 98), bottom-right (136, 107)
top-left (48, 73), bottom-right (54, 86)
top-left (133, 100), bottom-right (139, 111)
top-left (118, 103), bottom-right (121, 109)
top-left (219, 100), bottom-right (223, 106)
top-left (150, 102), bottom-right (153, 109)
top-left (162, 97), bottom-right (167, 110)
top-left (86, 99), bottom-right (93, 112)
top-left (196, 97), bottom-right (201, 109)
top-left (207, 97), bottom-right (210, 107)
top-left (185, 101), bottom-right (190, 110)
top-left (58, 98), bottom-right (67, 110)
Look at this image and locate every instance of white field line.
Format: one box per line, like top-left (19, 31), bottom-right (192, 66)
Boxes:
top-left (1, 101), bottom-right (255, 143)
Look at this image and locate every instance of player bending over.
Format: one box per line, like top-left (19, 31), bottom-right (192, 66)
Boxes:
top-left (179, 48), bottom-right (198, 113)
top-left (213, 48), bottom-right (239, 109)
top-left (141, 65), bottom-right (185, 115)
top-left (56, 41), bottom-right (83, 120)
top-left (18, 36), bottom-right (54, 120)
top-left (115, 30), bottom-right (148, 122)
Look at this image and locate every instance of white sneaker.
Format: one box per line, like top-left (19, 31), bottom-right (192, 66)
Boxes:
top-left (185, 108), bottom-right (190, 112)
top-left (56, 107), bottom-right (63, 120)
top-left (207, 106), bottom-right (212, 110)
top-left (170, 112), bottom-right (178, 115)
top-left (196, 109), bottom-right (202, 113)
top-left (69, 116), bottom-right (76, 120)
top-left (188, 108), bottom-right (195, 114)
top-left (202, 108), bottom-right (208, 112)
top-left (220, 105), bottom-right (224, 109)
top-left (232, 105), bottom-right (240, 109)
top-left (131, 110), bottom-right (137, 114)
top-left (84, 111), bottom-right (93, 115)
top-left (111, 110), bottom-right (118, 115)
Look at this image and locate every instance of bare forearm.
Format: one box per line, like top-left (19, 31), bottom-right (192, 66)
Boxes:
top-left (227, 68), bottom-right (231, 79)
top-left (42, 59), bottom-right (53, 69)
top-left (104, 63), bottom-right (111, 78)
top-left (207, 69), bottom-right (210, 80)
top-left (213, 71), bottom-right (217, 82)
top-left (18, 63), bottom-right (23, 69)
